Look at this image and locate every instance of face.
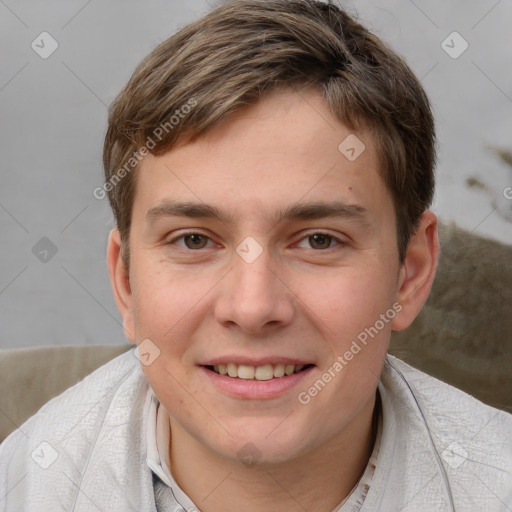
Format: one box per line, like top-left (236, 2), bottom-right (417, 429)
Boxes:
top-left (109, 88), bottom-right (417, 465)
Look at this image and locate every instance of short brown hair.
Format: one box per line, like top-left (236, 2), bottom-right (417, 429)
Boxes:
top-left (103, 0), bottom-right (436, 267)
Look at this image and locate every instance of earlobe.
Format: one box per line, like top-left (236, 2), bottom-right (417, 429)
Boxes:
top-left (107, 229), bottom-right (135, 342)
top-left (391, 211), bottom-right (439, 331)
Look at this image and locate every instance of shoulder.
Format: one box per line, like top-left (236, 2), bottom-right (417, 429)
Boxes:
top-left (1, 347), bottom-right (143, 444)
top-left (384, 354), bottom-right (512, 435)
top-left (382, 355), bottom-right (512, 509)
top-left (0, 348), bottom-right (151, 509)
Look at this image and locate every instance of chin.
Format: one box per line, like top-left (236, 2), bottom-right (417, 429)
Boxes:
top-left (213, 419), bottom-right (320, 467)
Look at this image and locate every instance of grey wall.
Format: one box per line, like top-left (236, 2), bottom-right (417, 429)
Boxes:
top-left (1, 0), bottom-right (511, 349)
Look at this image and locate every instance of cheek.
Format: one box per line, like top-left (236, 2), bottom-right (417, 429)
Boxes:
top-left (296, 264), bottom-right (395, 331)
top-left (131, 264), bottom-right (204, 336)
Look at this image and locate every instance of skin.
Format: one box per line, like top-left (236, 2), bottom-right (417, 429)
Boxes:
top-left (108, 88), bottom-right (439, 512)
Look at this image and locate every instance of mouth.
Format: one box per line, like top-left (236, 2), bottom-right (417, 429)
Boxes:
top-left (199, 357), bottom-right (317, 399)
top-left (202, 363), bottom-right (315, 381)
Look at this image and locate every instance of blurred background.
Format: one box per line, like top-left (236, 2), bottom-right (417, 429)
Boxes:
top-left (1, 0), bottom-right (511, 349)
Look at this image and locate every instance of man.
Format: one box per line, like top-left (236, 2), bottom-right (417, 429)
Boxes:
top-left (1, 1), bottom-right (511, 510)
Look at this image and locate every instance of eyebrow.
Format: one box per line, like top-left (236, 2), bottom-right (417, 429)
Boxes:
top-left (145, 200), bottom-right (372, 227)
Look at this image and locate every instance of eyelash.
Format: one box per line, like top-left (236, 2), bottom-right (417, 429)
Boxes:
top-left (165, 230), bottom-right (345, 251)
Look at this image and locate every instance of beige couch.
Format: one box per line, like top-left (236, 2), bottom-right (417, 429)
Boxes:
top-left (1, 221), bottom-right (511, 443)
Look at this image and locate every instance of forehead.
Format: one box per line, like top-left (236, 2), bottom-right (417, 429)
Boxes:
top-left (132, 89), bottom-right (393, 228)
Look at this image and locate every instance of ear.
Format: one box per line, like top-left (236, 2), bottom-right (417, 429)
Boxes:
top-left (391, 211), bottom-right (439, 331)
top-left (107, 229), bottom-right (135, 342)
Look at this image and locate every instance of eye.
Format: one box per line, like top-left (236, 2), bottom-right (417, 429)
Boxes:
top-left (297, 232), bottom-right (343, 250)
top-left (167, 232), bottom-right (214, 250)
top-left (165, 231), bottom-right (344, 252)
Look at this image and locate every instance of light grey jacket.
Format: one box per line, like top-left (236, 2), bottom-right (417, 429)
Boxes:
top-left (1, 349), bottom-right (511, 511)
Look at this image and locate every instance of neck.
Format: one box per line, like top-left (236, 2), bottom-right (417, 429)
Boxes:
top-left (168, 392), bottom-right (380, 512)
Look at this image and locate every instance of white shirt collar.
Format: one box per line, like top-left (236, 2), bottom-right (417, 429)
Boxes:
top-left (146, 390), bottom-right (172, 486)
top-left (146, 390), bottom-right (199, 510)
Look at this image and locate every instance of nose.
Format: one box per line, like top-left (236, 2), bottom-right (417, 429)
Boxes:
top-left (213, 244), bottom-right (295, 335)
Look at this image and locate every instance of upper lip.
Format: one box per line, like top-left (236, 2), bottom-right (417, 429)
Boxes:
top-left (200, 356), bottom-right (315, 366)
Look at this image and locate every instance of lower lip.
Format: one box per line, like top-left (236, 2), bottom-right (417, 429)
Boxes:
top-left (199, 366), bottom-right (315, 400)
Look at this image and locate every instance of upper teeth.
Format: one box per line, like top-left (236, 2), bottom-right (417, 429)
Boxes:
top-left (213, 363), bottom-right (305, 380)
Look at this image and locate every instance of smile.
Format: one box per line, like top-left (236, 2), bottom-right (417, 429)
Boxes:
top-left (204, 363), bottom-right (314, 381)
